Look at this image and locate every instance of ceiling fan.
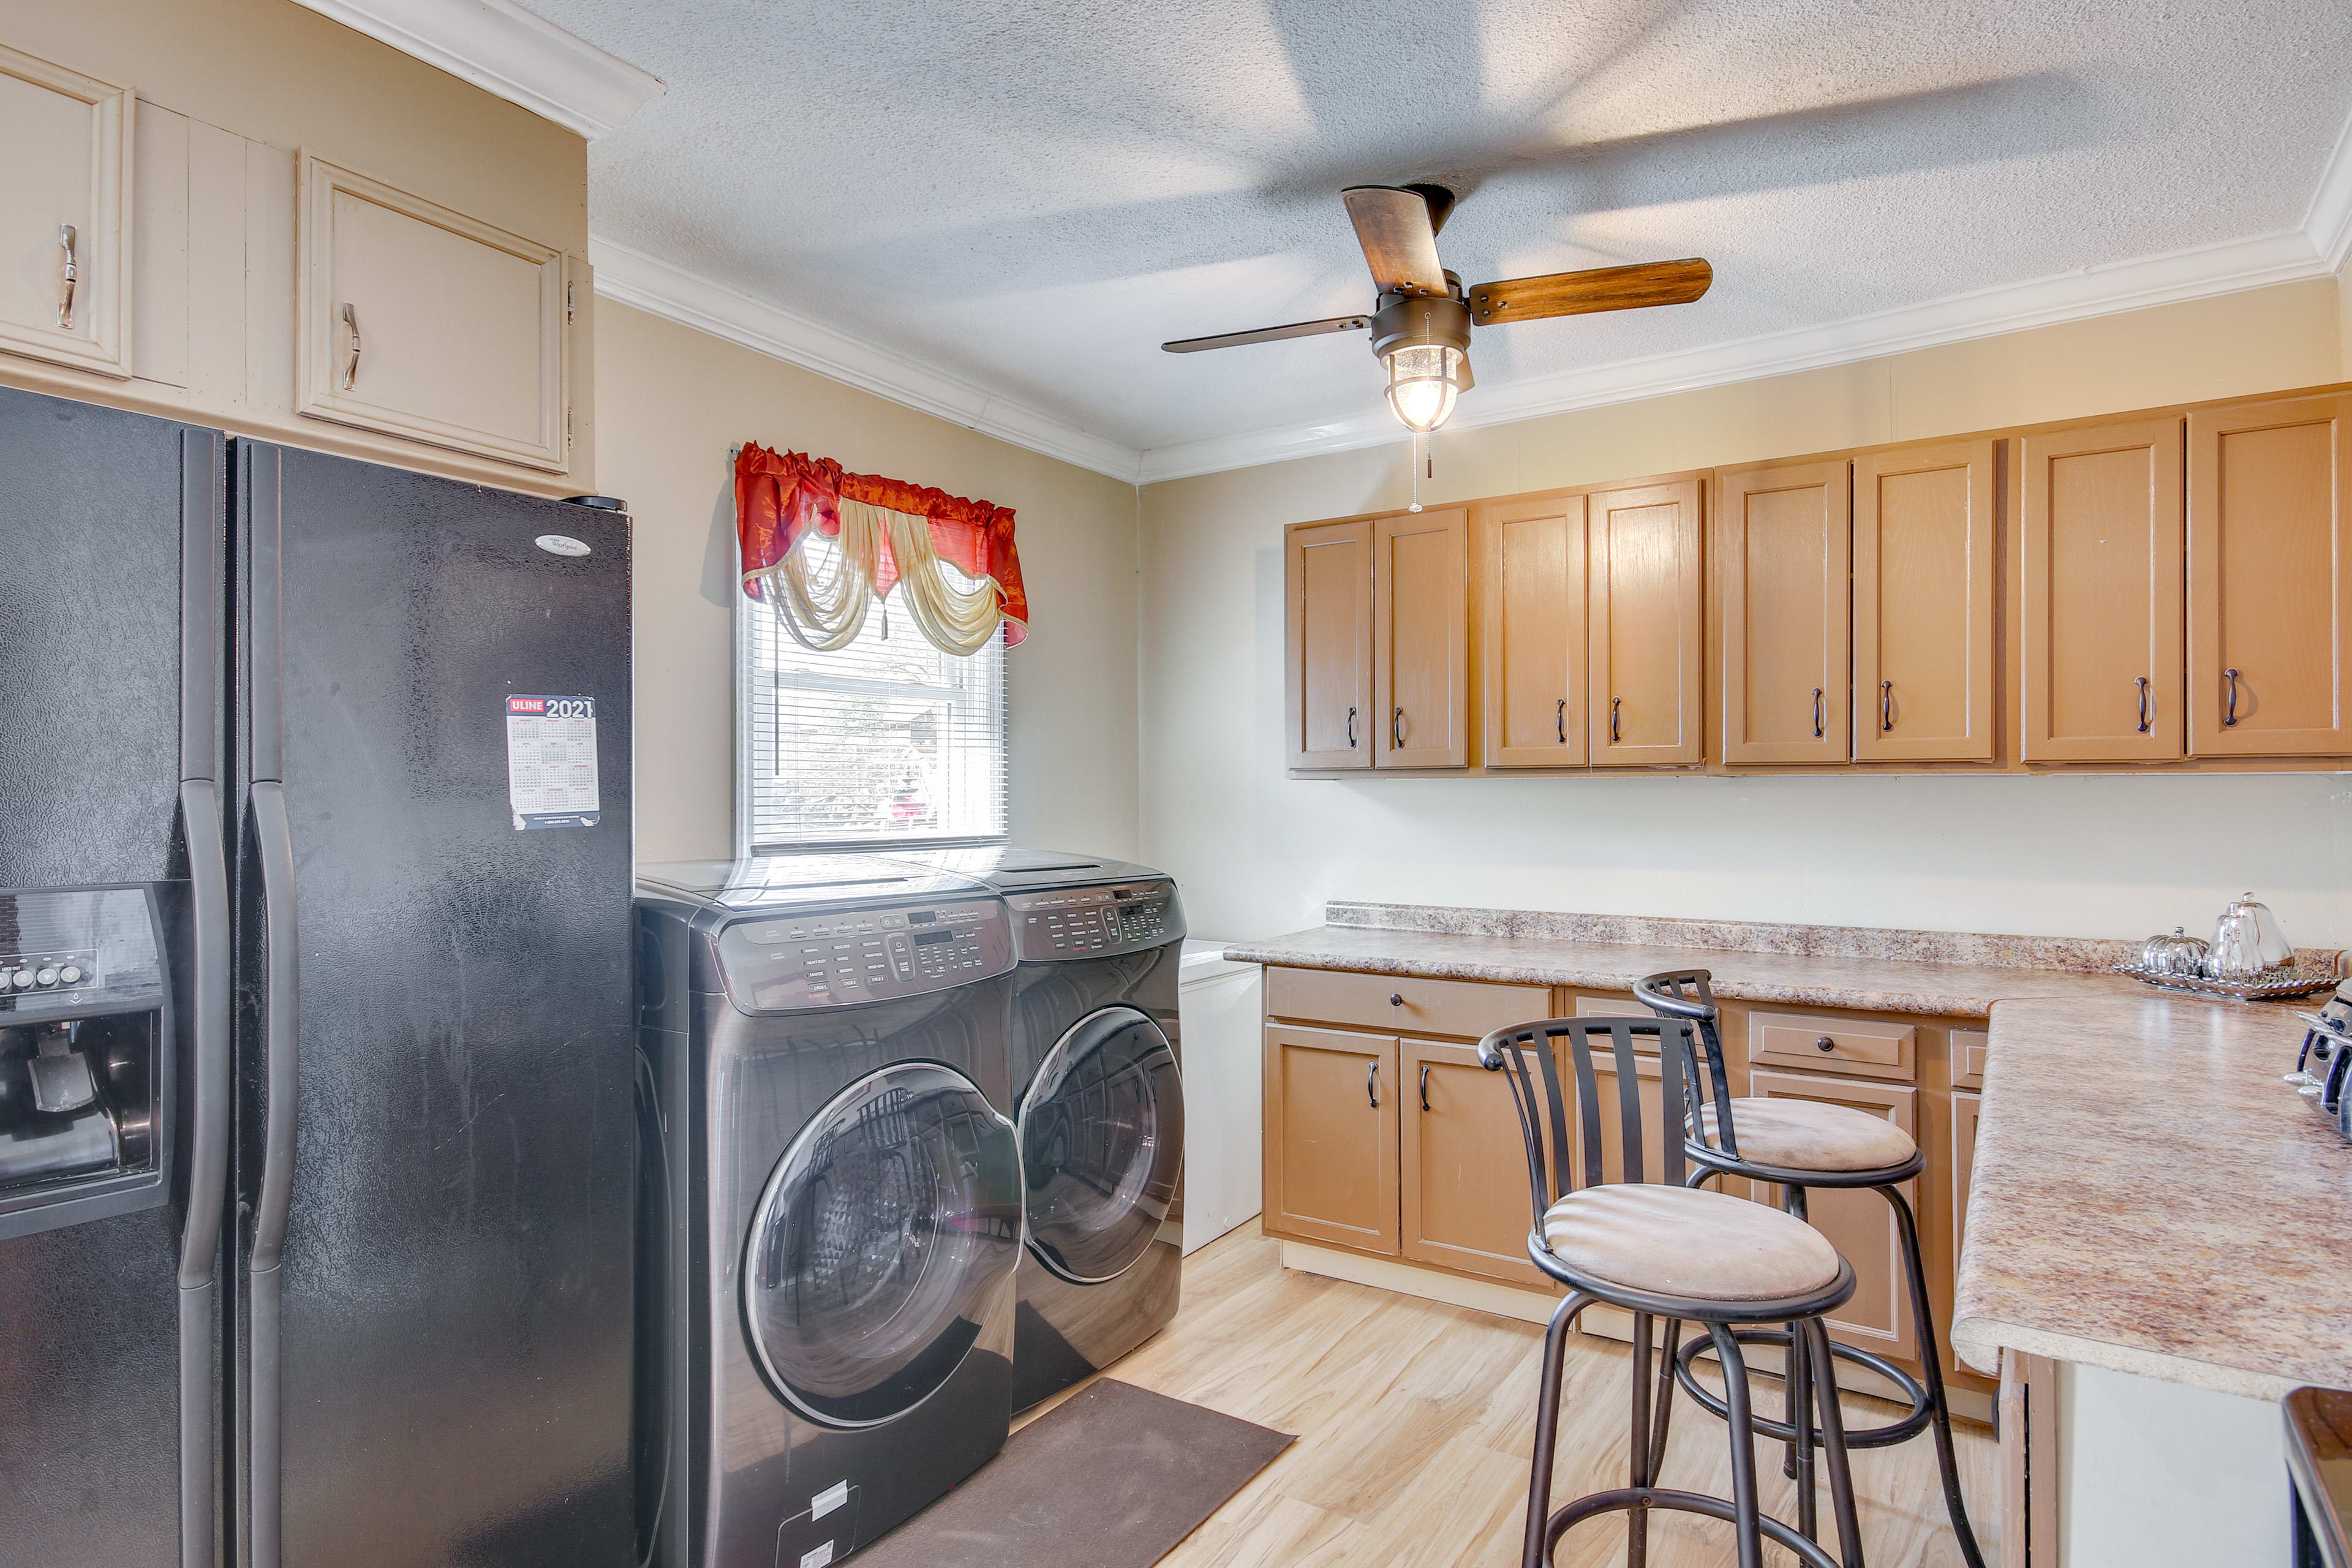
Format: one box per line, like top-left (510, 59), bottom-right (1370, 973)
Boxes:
top-left (1162, 184), bottom-right (1712, 434)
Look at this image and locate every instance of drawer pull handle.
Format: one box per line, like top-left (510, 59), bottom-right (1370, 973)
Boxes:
top-left (1419, 1063), bottom-right (1430, 1112)
top-left (341, 302), bottom-right (363, 390)
top-left (1556, 697), bottom-right (1566, 744)
top-left (1392, 706), bottom-right (1406, 748)
top-left (2135, 675), bottom-right (2152, 735)
top-left (1366, 1061), bottom-right (1380, 1109)
top-left (1812, 687), bottom-right (1825, 740)
top-left (1346, 706), bottom-right (1357, 748)
top-left (2223, 667), bottom-right (2241, 727)
top-left (1610, 696), bottom-right (1621, 744)
top-left (1880, 680), bottom-right (1894, 733)
top-left (57, 224), bottom-right (77, 330)
top-left (1815, 1036), bottom-right (1836, 1052)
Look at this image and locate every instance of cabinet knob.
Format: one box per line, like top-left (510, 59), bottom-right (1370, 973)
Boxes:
top-left (1815, 1036), bottom-right (1836, 1052)
top-left (1390, 992), bottom-right (1404, 1007)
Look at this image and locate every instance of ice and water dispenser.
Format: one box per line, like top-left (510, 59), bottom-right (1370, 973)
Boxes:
top-left (0, 886), bottom-right (171, 1238)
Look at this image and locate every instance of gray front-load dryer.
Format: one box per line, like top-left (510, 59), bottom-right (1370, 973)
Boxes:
top-left (633, 854), bottom-right (1023, 1568)
top-left (902, 849), bottom-right (1188, 1412)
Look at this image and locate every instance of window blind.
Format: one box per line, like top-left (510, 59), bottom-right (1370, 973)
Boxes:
top-left (740, 538), bottom-right (1008, 852)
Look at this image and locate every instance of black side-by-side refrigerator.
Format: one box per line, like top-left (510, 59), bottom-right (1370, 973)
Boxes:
top-left (0, 382), bottom-right (636, 1568)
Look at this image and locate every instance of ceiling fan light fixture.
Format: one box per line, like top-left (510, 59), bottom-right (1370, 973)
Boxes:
top-left (1384, 343), bottom-right (1466, 433)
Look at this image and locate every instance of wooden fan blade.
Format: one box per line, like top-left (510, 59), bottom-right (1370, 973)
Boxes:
top-left (1468, 258), bottom-right (1713, 325)
top-left (1161, 314), bottom-right (1370, 353)
top-left (1342, 186), bottom-right (1449, 297)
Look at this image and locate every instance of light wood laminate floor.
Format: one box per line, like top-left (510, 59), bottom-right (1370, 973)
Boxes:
top-left (1017, 1221), bottom-right (1998, 1567)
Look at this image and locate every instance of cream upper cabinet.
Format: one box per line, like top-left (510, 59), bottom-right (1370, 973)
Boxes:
top-left (2187, 394), bottom-right (2352, 757)
top-left (298, 156), bottom-right (570, 473)
top-left (1716, 461), bottom-right (1851, 764)
top-left (1589, 478), bottom-right (1704, 766)
top-left (2019, 418), bottom-right (2185, 761)
top-left (1853, 440), bottom-right (1997, 762)
top-left (0, 45), bottom-right (134, 379)
top-left (1285, 516), bottom-right (1374, 769)
top-left (1480, 496), bottom-right (1588, 767)
top-left (1373, 507), bottom-right (1469, 768)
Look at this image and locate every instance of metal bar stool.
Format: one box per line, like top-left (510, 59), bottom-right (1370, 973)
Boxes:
top-left (1480, 1015), bottom-right (1864, 1568)
top-left (1634, 969), bottom-right (1985, 1568)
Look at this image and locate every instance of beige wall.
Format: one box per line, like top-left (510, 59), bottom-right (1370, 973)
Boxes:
top-left (1139, 277), bottom-right (2352, 946)
top-left (595, 298), bottom-right (1141, 867)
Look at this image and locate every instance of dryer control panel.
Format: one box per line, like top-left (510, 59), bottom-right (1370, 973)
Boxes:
top-left (1005, 881), bottom-right (1184, 963)
top-left (714, 898), bottom-right (1014, 1012)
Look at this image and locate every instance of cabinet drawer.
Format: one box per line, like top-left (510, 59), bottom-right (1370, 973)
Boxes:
top-left (1749, 1010), bottom-right (1916, 1082)
top-left (1575, 991), bottom-right (1656, 1051)
top-left (1952, 1028), bottom-right (1989, 1090)
top-left (1267, 967), bottom-right (1551, 1040)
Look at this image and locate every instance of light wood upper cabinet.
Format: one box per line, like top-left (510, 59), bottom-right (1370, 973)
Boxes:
top-left (1747, 1068), bottom-right (1920, 1363)
top-left (2187, 394), bottom-right (2352, 756)
top-left (1373, 507), bottom-right (1469, 767)
top-left (0, 45), bottom-right (134, 380)
top-left (1853, 440), bottom-right (1997, 762)
top-left (1401, 1036), bottom-right (1548, 1287)
top-left (1589, 478), bottom-right (1704, 766)
top-left (1285, 516), bottom-right (1374, 769)
top-left (1480, 496), bottom-right (1588, 767)
top-left (1263, 1024), bottom-right (1398, 1254)
top-left (1717, 461), bottom-right (1851, 764)
top-left (2019, 418), bottom-right (2185, 761)
top-left (298, 156), bottom-right (571, 472)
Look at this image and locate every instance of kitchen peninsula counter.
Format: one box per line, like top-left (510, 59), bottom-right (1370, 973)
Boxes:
top-left (1951, 993), bottom-right (2352, 1400)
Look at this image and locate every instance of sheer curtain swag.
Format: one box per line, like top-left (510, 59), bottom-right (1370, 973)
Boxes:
top-left (736, 442), bottom-right (1029, 654)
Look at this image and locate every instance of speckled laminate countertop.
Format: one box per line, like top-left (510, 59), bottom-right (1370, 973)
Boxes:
top-left (1221, 922), bottom-right (2158, 1017)
top-left (1951, 995), bottom-right (2352, 1399)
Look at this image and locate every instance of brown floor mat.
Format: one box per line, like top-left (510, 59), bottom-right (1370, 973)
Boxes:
top-left (853, 1378), bottom-right (1294, 1568)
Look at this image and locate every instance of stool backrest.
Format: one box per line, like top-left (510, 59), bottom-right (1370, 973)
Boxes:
top-left (1477, 1015), bottom-right (1700, 1230)
top-left (1633, 969), bottom-right (1743, 1163)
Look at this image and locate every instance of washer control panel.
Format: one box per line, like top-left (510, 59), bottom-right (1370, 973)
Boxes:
top-left (1005, 881), bottom-right (1182, 963)
top-left (714, 897), bottom-right (1014, 1011)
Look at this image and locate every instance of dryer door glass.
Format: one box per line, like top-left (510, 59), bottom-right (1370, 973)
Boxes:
top-left (1019, 1006), bottom-right (1184, 1284)
top-left (742, 1061), bottom-right (1021, 1428)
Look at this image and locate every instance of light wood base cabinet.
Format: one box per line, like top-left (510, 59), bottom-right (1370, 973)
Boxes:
top-left (1261, 965), bottom-right (1995, 1406)
top-left (1401, 1036), bottom-right (1550, 1288)
top-left (1263, 1023), bottom-right (1397, 1254)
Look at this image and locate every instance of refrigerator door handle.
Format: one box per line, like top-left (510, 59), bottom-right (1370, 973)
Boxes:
top-left (176, 778), bottom-right (232, 1568)
top-left (247, 779), bottom-right (299, 1568)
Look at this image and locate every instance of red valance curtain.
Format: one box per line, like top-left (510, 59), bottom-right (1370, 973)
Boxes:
top-left (735, 443), bottom-right (1028, 649)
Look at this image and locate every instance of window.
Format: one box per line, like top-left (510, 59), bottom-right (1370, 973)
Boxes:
top-left (738, 537), bottom-right (1008, 853)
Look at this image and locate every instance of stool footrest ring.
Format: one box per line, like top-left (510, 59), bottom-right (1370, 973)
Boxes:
top-left (1673, 1327), bottom-right (1934, 1449)
top-left (1545, 1485), bottom-right (1841, 1568)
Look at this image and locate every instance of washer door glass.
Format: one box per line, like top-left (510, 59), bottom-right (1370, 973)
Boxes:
top-left (742, 1062), bottom-right (1021, 1428)
top-left (1019, 1006), bottom-right (1184, 1284)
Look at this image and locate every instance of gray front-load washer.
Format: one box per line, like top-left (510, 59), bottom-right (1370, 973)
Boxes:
top-left (899, 848), bottom-right (1188, 1412)
top-left (633, 854), bottom-right (1022, 1568)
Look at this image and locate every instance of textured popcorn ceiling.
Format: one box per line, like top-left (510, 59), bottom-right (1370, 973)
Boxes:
top-left (530, 0), bottom-right (2352, 453)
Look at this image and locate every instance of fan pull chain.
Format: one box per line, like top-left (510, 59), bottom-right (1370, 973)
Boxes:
top-left (1409, 431), bottom-right (1423, 514)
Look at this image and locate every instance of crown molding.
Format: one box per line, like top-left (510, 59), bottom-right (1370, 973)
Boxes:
top-left (1137, 226), bottom-right (2333, 483)
top-left (290, 0), bottom-right (663, 139)
top-left (2305, 104), bottom-right (2352, 274)
top-left (589, 235), bottom-right (1145, 483)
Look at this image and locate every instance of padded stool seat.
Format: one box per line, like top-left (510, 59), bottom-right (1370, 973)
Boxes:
top-left (1542, 1183), bottom-right (1844, 1302)
top-left (1698, 1098), bottom-right (1918, 1172)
